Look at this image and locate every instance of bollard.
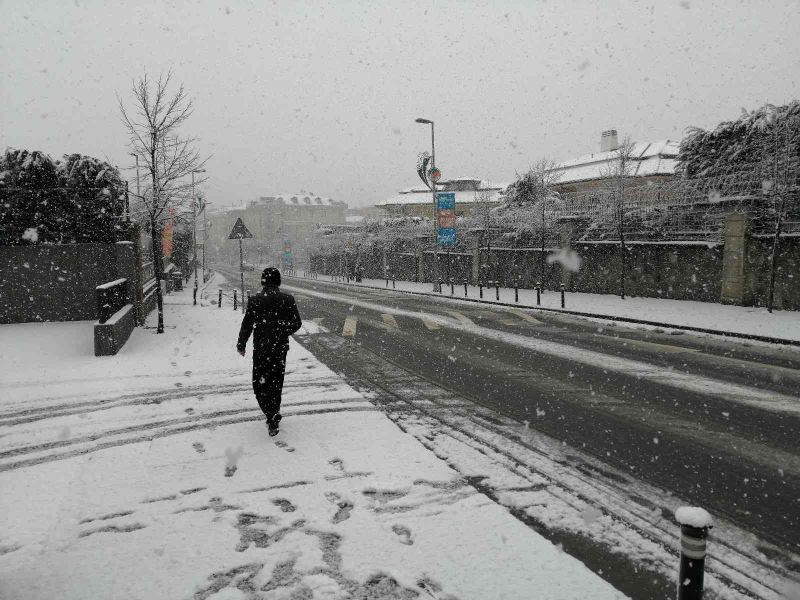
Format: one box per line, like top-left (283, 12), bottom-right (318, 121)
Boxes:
top-left (218, 289), bottom-right (222, 308)
top-left (464, 281), bottom-right (468, 297)
top-left (450, 279), bottom-right (454, 295)
top-left (515, 284), bottom-right (519, 303)
top-left (193, 287), bottom-right (197, 306)
top-left (676, 507), bottom-right (713, 600)
top-left (392, 278), bottom-right (396, 289)
top-left (479, 282), bottom-right (483, 299)
top-left (233, 290), bottom-right (237, 311)
top-left (560, 283), bottom-right (565, 308)
top-left (495, 282), bottom-right (500, 301)
top-left (386, 277), bottom-right (389, 288)
top-left (536, 283), bottom-right (541, 306)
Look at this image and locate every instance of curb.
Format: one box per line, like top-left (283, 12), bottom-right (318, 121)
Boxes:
top-left (287, 275), bottom-right (800, 348)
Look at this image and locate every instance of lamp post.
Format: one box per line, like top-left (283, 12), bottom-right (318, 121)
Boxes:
top-left (191, 169), bottom-right (206, 282)
top-left (201, 201), bottom-right (212, 283)
top-left (415, 117), bottom-right (440, 292)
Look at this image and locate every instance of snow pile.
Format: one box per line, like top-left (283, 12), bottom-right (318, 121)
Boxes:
top-left (675, 506), bottom-right (714, 529)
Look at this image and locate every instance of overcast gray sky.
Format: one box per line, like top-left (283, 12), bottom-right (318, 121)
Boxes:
top-left (2, 0), bottom-right (799, 208)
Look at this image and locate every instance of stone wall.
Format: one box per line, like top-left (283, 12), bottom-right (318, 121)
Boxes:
top-left (0, 236), bottom-right (154, 323)
top-left (311, 231), bottom-right (799, 310)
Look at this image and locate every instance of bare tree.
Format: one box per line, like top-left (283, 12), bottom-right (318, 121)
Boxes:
top-left (601, 138), bottom-right (636, 299)
top-left (119, 72), bottom-right (207, 333)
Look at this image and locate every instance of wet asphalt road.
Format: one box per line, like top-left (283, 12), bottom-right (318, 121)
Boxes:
top-left (231, 272), bottom-right (800, 554)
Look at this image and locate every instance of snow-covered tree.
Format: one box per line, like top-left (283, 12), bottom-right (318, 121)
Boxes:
top-left (0, 148), bottom-right (125, 245)
top-left (119, 71), bottom-right (207, 333)
top-left (600, 138), bottom-right (636, 299)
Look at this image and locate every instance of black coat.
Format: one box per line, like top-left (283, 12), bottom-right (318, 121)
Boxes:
top-left (237, 285), bottom-right (302, 355)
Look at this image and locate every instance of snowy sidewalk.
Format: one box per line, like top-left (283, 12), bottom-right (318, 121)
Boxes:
top-left (299, 273), bottom-right (800, 344)
top-left (0, 286), bottom-right (625, 599)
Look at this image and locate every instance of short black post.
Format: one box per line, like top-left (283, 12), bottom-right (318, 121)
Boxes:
top-left (233, 290), bottom-right (238, 311)
top-left (676, 508), bottom-right (712, 600)
top-left (479, 282), bottom-right (483, 298)
top-left (450, 278), bottom-right (454, 295)
top-left (560, 283), bottom-right (565, 308)
top-left (386, 277), bottom-right (389, 288)
top-left (218, 289), bottom-right (222, 307)
top-left (495, 281), bottom-right (500, 301)
top-left (536, 283), bottom-right (541, 306)
top-left (193, 279), bottom-right (198, 306)
top-left (464, 281), bottom-right (468, 297)
top-left (392, 278), bottom-right (396, 289)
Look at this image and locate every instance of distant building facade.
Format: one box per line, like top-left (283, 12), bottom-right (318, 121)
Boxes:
top-left (208, 192), bottom-right (346, 268)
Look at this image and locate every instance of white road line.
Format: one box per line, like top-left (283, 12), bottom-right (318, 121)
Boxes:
top-left (507, 309), bottom-right (543, 325)
top-left (284, 284), bottom-right (800, 415)
top-left (445, 310), bottom-right (474, 326)
top-left (381, 314), bottom-right (399, 330)
top-left (342, 316), bottom-right (357, 337)
top-left (421, 316), bottom-right (440, 330)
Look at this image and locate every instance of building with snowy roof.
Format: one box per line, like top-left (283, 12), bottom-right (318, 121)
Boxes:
top-left (551, 130), bottom-right (679, 194)
top-left (375, 177), bottom-right (506, 218)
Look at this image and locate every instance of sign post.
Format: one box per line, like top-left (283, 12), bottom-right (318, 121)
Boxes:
top-left (228, 217), bottom-right (253, 313)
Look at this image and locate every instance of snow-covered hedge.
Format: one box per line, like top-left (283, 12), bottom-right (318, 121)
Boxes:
top-left (0, 148), bottom-right (126, 245)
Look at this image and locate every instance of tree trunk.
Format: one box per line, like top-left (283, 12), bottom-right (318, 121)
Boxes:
top-left (150, 218), bottom-right (165, 333)
top-left (767, 195), bottom-right (786, 313)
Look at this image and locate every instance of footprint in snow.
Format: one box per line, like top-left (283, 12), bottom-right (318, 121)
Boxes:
top-left (185, 408), bottom-right (195, 415)
top-left (192, 442), bottom-right (206, 454)
top-left (271, 498), bottom-right (296, 513)
top-left (325, 492), bottom-right (354, 523)
top-left (274, 440), bottom-right (295, 453)
top-left (224, 446), bottom-right (244, 477)
top-left (392, 524), bottom-right (413, 545)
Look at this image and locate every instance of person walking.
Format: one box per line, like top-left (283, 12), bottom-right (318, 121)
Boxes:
top-left (237, 267), bottom-right (302, 436)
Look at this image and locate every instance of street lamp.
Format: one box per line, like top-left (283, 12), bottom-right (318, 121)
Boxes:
top-left (191, 169), bottom-right (206, 282)
top-left (415, 117), bottom-right (440, 292)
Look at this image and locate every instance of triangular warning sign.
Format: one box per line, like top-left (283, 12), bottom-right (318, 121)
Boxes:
top-left (228, 217), bottom-right (253, 240)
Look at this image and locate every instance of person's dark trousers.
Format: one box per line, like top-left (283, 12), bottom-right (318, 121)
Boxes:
top-left (252, 345), bottom-right (288, 422)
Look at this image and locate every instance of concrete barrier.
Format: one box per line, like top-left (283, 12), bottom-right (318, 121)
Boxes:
top-left (94, 303), bottom-right (135, 356)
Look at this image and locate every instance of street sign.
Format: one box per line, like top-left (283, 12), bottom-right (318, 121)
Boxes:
top-left (228, 217), bottom-right (253, 240)
top-left (436, 192), bottom-right (456, 246)
top-left (430, 167), bottom-right (442, 183)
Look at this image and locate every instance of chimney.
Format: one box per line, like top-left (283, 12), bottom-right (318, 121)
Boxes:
top-left (601, 129), bottom-right (619, 152)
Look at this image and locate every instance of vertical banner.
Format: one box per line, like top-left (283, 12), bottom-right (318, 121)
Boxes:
top-left (162, 207), bottom-right (176, 257)
top-left (436, 192), bottom-right (456, 246)
top-left (282, 239), bottom-right (293, 269)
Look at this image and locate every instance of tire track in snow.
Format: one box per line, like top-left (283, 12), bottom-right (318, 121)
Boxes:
top-left (0, 403), bottom-right (377, 472)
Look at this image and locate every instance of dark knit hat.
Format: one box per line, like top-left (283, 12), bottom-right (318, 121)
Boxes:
top-left (261, 267), bottom-right (281, 287)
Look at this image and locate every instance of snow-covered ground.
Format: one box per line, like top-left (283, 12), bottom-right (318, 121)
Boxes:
top-left (299, 274), bottom-right (800, 343)
top-left (0, 283), bottom-right (627, 599)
